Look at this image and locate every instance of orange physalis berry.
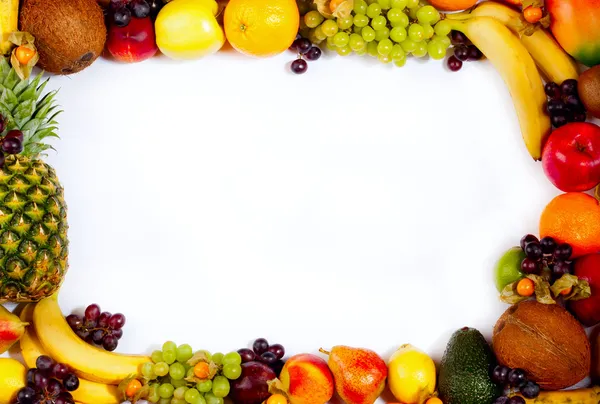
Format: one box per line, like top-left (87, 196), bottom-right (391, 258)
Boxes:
top-left (126, 379), bottom-right (142, 397)
top-left (523, 6), bottom-right (543, 24)
top-left (329, 0), bottom-right (345, 13)
top-left (517, 278), bottom-right (535, 297)
top-left (267, 394), bottom-right (288, 404)
top-left (194, 362), bottom-right (210, 378)
top-left (425, 398), bottom-right (443, 404)
top-left (560, 286), bottom-right (573, 296)
top-left (15, 46), bottom-right (36, 65)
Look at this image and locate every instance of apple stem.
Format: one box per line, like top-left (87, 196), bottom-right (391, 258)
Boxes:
top-left (319, 348), bottom-right (330, 356)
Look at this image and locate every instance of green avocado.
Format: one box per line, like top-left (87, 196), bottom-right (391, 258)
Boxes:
top-left (438, 327), bottom-right (502, 404)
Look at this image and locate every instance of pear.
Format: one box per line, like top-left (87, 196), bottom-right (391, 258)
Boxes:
top-left (319, 346), bottom-right (387, 404)
top-left (0, 305), bottom-right (28, 355)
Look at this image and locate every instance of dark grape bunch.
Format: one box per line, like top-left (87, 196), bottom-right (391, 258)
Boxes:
top-left (16, 355), bottom-right (80, 404)
top-left (290, 36), bottom-right (322, 75)
top-left (109, 0), bottom-right (161, 28)
top-left (446, 31), bottom-right (483, 72)
top-left (238, 338), bottom-right (286, 376)
top-left (545, 79), bottom-right (587, 128)
top-left (520, 234), bottom-right (573, 280)
top-left (66, 304), bottom-right (126, 352)
top-left (0, 114), bottom-right (25, 168)
top-left (492, 365), bottom-right (541, 404)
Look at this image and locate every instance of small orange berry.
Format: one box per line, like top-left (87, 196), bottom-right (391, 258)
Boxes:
top-left (15, 46), bottom-right (36, 65)
top-left (426, 398), bottom-right (443, 404)
top-left (194, 362), bottom-right (210, 379)
top-left (329, 0), bottom-right (345, 13)
top-left (267, 394), bottom-right (288, 404)
top-left (523, 6), bottom-right (543, 23)
top-left (560, 286), bottom-right (573, 295)
top-left (517, 278), bottom-right (535, 296)
top-left (126, 379), bottom-right (142, 397)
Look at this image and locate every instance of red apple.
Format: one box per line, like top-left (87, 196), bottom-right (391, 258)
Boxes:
top-left (542, 122), bottom-right (600, 192)
top-left (570, 253), bottom-right (600, 327)
top-left (106, 17), bottom-right (158, 63)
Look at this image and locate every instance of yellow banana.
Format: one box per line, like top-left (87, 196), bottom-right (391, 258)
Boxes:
top-left (511, 386), bottom-right (600, 403)
top-left (19, 304), bottom-right (120, 404)
top-left (448, 17), bottom-right (550, 161)
top-left (32, 295), bottom-right (150, 385)
top-left (467, 1), bottom-right (579, 83)
top-left (0, 0), bottom-right (18, 55)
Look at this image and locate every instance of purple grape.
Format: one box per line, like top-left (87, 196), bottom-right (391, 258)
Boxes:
top-left (467, 45), bottom-right (483, 60)
top-left (544, 82), bottom-right (561, 100)
top-left (521, 258), bottom-right (539, 274)
top-left (111, 328), bottom-right (124, 340)
top-left (554, 244), bottom-right (572, 260)
top-left (520, 234), bottom-right (538, 250)
top-left (508, 397), bottom-right (526, 404)
top-left (0, 115), bottom-right (5, 133)
top-left (520, 381), bottom-right (540, 399)
top-left (547, 99), bottom-right (565, 114)
top-left (113, 7), bottom-right (131, 27)
top-left (253, 338), bottom-right (269, 355)
top-left (491, 365), bottom-right (510, 384)
top-left (55, 394), bottom-right (75, 404)
top-left (148, 0), bottom-right (163, 17)
top-left (493, 397), bottom-right (510, 404)
top-left (84, 304), bottom-right (101, 322)
top-left (267, 344), bottom-right (285, 360)
top-left (108, 313), bottom-right (126, 330)
top-left (36, 355), bottom-right (54, 372)
top-left (47, 378), bottom-right (63, 396)
top-left (573, 112), bottom-right (587, 122)
top-left (551, 114), bottom-right (568, 128)
top-left (237, 348), bottom-right (256, 363)
top-left (52, 363), bottom-right (70, 380)
top-left (102, 335), bottom-right (118, 352)
top-left (92, 329), bottom-right (106, 344)
top-left (453, 45), bottom-right (469, 61)
top-left (17, 387), bottom-right (36, 404)
top-left (296, 38), bottom-right (312, 54)
top-left (33, 371), bottom-right (49, 390)
top-left (560, 79), bottom-right (578, 95)
top-left (260, 351), bottom-right (278, 365)
top-left (447, 56), bottom-right (462, 72)
top-left (524, 242), bottom-right (542, 260)
top-left (64, 374), bottom-right (80, 392)
top-left (2, 137), bottom-right (23, 154)
top-left (450, 30), bottom-right (467, 44)
top-left (271, 359), bottom-right (285, 376)
top-left (539, 236), bottom-right (556, 254)
top-left (5, 129), bottom-right (24, 143)
top-left (131, 0), bottom-right (150, 18)
top-left (98, 312), bottom-right (112, 328)
top-left (565, 95), bottom-right (584, 112)
top-left (26, 369), bottom-right (36, 385)
top-left (66, 315), bottom-right (82, 330)
top-left (0, 151), bottom-right (5, 168)
top-left (291, 59), bottom-right (308, 74)
top-left (305, 47), bottom-right (322, 61)
top-left (508, 368), bottom-right (527, 387)
top-left (75, 329), bottom-right (90, 340)
top-left (553, 260), bottom-right (571, 276)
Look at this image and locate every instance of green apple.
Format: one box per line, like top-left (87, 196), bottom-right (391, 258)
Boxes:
top-left (494, 246), bottom-right (526, 292)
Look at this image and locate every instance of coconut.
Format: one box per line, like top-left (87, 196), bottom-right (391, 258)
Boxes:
top-left (19, 0), bottom-right (106, 75)
top-left (493, 300), bottom-right (590, 390)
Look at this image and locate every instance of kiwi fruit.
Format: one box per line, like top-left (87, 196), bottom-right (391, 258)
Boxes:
top-left (579, 66), bottom-right (600, 119)
top-left (19, 0), bottom-right (106, 75)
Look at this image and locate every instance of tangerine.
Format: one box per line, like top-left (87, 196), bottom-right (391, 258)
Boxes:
top-left (224, 0), bottom-right (299, 57)
top-left (539, 192), bottom-right (600, 258)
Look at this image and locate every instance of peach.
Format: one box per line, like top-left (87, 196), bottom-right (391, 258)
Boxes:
top-left (279, 354), bottom-right (334, 404)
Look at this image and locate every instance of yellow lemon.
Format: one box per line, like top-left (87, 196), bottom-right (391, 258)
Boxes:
top-left (0, 358), bottom-right (27, 403)
top-left (388, 344), bottom-right (436, 404)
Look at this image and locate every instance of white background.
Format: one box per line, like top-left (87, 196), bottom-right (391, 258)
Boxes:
top-left (5, 48), bottom-right (566, 382)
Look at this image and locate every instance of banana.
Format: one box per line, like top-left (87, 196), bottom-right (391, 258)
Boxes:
top-left (467, 1), bottom-right (579, 83)
top-left (0, 0), bottom-right (18, 55)
top-left (447, 17), bottom-right (550, 161)
top-left (32, 294), bottom-right (151, 385)
top-left (19, 304), bottom-right (121, 404)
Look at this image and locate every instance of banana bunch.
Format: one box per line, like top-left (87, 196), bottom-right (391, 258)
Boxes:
top-left (0, 0), bottom-right (18, 55)
top-left (446, 1), bottom-right (580, 161)
top-left (20, 296), bottom-right (151, 404)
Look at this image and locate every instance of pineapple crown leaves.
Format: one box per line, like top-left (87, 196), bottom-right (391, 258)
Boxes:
top-left (0, 57), bottom-right (61, 159)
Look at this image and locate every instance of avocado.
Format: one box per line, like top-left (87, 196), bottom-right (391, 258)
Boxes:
top-left (438, 327), bottom-right (502, 404)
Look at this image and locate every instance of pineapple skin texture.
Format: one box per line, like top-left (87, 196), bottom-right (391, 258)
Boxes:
top-left (0, 155), bottom-right (68, 302)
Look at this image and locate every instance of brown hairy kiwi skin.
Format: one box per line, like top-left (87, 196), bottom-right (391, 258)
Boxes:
top-left (492, 300), bottom-right (590, 391)
top-left (19, 0), bottom-right (106, 75)
top-left (579, 66), bottom-right (600, 120)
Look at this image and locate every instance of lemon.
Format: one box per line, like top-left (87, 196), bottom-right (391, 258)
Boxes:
top-left (0, 358), bottom-right (27, 403)
top-left (388, 344), bottom-right (436, 404)
top-left (494, 246), bottom-right (526, 292)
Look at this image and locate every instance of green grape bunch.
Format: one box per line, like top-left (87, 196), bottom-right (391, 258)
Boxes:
top-left (301, 0), bottom-right (454, 66)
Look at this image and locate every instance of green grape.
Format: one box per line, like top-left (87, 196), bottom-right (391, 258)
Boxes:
top-left (400, 38), bottom-right (417, 52)
top-left (142, 362), bottom-right (156, 379)
top-left (367, 41), bottom-right (379, 56)
top-left (326, 35), bottom-right (337, 50)
top-left (209, 352), bottom-right (222, 365)
top-left (354, 0), bottom-right (368, 13)
top-left (170, 363), bottom-right (186, 380)
top-left (406, 0), bottom-right (420, 8)
top-left (314, 25), bottom-right (327, 41)
top-left (416, 5), bottom-right (439, 24)
top-left (422, 23), bottom-right (434, 39)
top-left (308, 29), bottom-right (322, 45)
top-left (152, 350), bottom-right (164, 364)
top-left (305, 10), bottom-right (324, 28)
top-left (198, 351), bottom-right (212, 362)
top-left (353, 25), bottom-right (363, 34)
top-left (172, 379), bottom-right (188, 388)
top-left (353, 14), bottom-right (369, 27)
top-left (211, 376), bottom-right (230, 398)
top-left (322, 19), bottom-right (339, 36)
top-left (356, 47), bottom-right (367, 56)
top-left (197, 380), bottom-right (212, 393)
top-left (374, 26), bottom-right (390, 41)
top-left (408, 23), bottom-right (424, 41)
top-left (172, 399), bottom-right (186, 404)
top-left (378, 54), bottom-right (392, 63)
top-left (163, 342), bottom-right (177, 352)
top-left (408, 5), bottom-right (419, 19)
top-left (390, 26), bottom-right (407, 43)
top-left (333, 32), bottom-right (350, 47)
top-left (204, 393), bottom-right (224, 404)
top-left (222, 352), bottom-right (242, 366)
top-left (361, 26), bottom-right (376, 42)
top-left (222, 363), bottom-right (242, 380)
top-left (176, 344), bottom-right (193, 363)
top-left (163, 350), bottom-right (177, 365)
top-left (390, 0), bottom-right (407, 8)
top-left (158, 383), bottom-right (175, 399)
top-left (337, 16), bottom-right (353, 29)
top-left (387, 8), bottom-right (403, 23)
top-left (371, 15), bottom-right (386, 30)
top-left (184, 388), bottom-right (200, 404)
top-left (432, 34), bottom-right (450, 47)
top-left (158, 399), bottom-right (171, 404)
top-left (366, 0), bottom-right (377, 4)
top-left (174, 386), bottom-right (188, 400)
top-left (366, 3), bottom-right (381, 17)
top-left (412, 40), bottom-right (428, 57)
top-left (336, 45), bottom-right (352, 55)
top-left (193, 396), bottom-right (207, 404)
top-left (377, 38), bottom-right (393, 56)
top-left (434, 19), bottom-right (451, 36)
top-left (427, 40), bottom-right (446, 59)
top-left (390, 44), bottom-right (405, 60)
top-left (349, 33), bottom-right (366, 51)
top-left (186, 368), bottom-right (195, 378)
top-left (378, 0), bottom-right (391, 10)
top-left (148, 384), bottom-right (161, 403)
top-left (154, 362), bottom-right (170, 377)
top-left (391, 13), bottom-right (409, 28)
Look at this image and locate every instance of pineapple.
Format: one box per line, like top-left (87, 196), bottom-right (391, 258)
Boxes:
top-left (0, 56), bottom-right (67, 302)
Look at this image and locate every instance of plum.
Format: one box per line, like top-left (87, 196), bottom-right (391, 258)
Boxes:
top-left (229, 361), bottom-right (276, 404)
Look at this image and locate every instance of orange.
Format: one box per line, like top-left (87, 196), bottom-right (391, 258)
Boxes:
top-left (426, 0), bottom-right (477, 12)
top-left (224, 0), bottom-right (299, 57)
top-left (426, 398), bottom-right (443, 404)
top-left (539, 192), bottom-right (600, 258)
